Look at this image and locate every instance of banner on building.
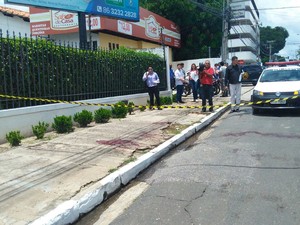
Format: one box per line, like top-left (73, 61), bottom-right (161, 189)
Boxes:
top-left (30, 7), bottom-right (181, 48)
top-left (231, 2), bottom-right (245, 19)
top-left (5, 0), bottom-right (139, 21)
top-left (30, 8), bottom-right (100, 35)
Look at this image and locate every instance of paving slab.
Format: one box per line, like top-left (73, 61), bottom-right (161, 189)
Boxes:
top-left (0, 95), bottom-right (230, 225)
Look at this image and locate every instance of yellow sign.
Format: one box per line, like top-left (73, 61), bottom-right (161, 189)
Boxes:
top-left (242, 72), bottom-right (249, 80)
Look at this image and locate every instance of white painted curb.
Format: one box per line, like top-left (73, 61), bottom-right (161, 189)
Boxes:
top-left (28, 103), bottom-right (230, 225)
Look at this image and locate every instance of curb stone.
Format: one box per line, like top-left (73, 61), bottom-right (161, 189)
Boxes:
top-left (28, 103), bottom-right (230, 225)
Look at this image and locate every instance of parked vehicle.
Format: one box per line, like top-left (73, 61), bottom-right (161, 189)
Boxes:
top-left (241, 64), bottom-right (263, 86)
top-left (213, 77), bottom-right (221, 95)
top-left (251, 66), bottom-right (300, 115)
top-left (183, 79), bottom-right (192, 96)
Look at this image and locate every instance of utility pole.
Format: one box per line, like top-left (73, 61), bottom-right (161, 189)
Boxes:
top-left (78, 12), bottom-right (87, 49)
top-left (266, 40), bottom-right (275, 62)
top-left (221, 0), bottom-right (230, 63)
top-left (160, 26), bottom-right (166, 62)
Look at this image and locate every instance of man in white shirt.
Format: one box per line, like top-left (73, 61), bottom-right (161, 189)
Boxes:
top-left (142, 66), bottom-right (162, 110)
top-left (174, 63), bottom-right (185, 103)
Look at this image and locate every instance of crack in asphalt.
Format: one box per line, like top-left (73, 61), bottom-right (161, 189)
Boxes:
top-left (184, 187), bottom-right (207, 225)
top-left (169, 163), bottom-right (300, 170)
top-left (223, 131), bottom-right (300, 139)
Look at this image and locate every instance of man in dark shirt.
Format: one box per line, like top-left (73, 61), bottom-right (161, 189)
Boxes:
top-left (225, 56), bottom-right (243, 112)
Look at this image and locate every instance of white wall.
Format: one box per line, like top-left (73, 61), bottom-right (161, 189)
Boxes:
top-left (228, 51), bottom-right (258, 63)
top-left (0, 91), bottom-right (172, 144)
top-left (172, 57), bottom-right (222, 72)
top-left (49, 32), bottom-right (99, 47)
top-left (0, 13), bottom-right (30, 36)
top-left (229, 38), bottom-right (257, 49)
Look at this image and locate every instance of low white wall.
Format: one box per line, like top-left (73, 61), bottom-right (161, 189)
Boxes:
top-left (0, 91), bottom-right (171, 144)
top-left (173, 57), bottom-right (222, 72)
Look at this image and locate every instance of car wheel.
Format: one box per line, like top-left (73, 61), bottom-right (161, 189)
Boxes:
top-left (252, 108), bottom-right (259, 115)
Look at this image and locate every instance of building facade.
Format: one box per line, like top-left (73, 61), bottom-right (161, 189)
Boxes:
top-left (29, 7), bottom-right (180, 62)
top-left (0, 6), bottom-right (30, 35)
top-left (0, 5), bottom-right (180, 63)
top-left (228, 0), bottom-right (260, 64)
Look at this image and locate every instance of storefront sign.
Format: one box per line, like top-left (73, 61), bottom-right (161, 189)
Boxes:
top-left (30, 7), bottom-right (181, 47)
top-left (30, 8), bottom-right (100, 35)
top-left (5, 0), bottom-right (139, 21)
top-left (145, 16), bottom-right (160, 39)
top-left (117, 20), bottom-right (132, 35)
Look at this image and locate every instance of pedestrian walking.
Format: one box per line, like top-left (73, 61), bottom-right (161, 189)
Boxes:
top-left (200, 60), bottom-right (214, 112)
top-left (174, 63), bottom-right (186, 103)
top-left (225, 56), bottom-right (243, 112)
top-left (142, 66), bottom-right (162, 110)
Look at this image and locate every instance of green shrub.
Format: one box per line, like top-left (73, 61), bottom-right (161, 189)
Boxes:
top-left (158, 96), bottom-right (173, 105)
top-left (52, 115), bottom-right (73, 133)
top-left (112, 101), bottom-right (128, 118)
top-left (94, 108), bottom-right (112, 123)
top-left (32, 121), bottom-right (49, 139)
top-left (139, 105), bottom-right (146, 111)
top-left (128, 102), bottom-right (135, 115)
top-left (6, 131), bottom-right (23, 146)
top-left (147, 96), bottom-right (172, 107)
top-left (172, 94), bottom-right (176, 102)
top-left (73, 110), bottom-right (93, 127)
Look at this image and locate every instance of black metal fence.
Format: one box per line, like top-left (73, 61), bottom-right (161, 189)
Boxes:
top-left (0, 30), bottom-right (167, 110)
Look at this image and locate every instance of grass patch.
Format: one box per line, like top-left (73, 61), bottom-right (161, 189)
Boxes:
top-left (108, 168), bottom-right (118, 173)
top-left (121, 156), bottom-right (137, 166)
top-left (163, 123), bottom-right (189, 135)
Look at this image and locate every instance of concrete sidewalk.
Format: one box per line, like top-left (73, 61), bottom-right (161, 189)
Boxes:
top-left (0, 94), bottom-right (230, 225)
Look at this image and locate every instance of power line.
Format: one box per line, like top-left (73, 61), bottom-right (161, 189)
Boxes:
top-left (232, 6), bottom-right (300, 12)
top-left (257, 6), bottom-right (300, 11)
top-left (231, 26), bottom-right (248, 47)
top-left (189, 0), bottom-right (223, 18)
top-left (286, 42), bottom-right (300, 45)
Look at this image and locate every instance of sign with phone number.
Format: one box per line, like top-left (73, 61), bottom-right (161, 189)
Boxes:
top-left (5, 0), bottom-right (140, 22)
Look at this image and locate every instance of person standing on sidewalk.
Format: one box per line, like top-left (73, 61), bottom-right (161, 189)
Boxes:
top-left (142, 66), bottom-right (162, 110)
top-left (219, 61), bottom-right (228, 97)
top-left (169, 65), bottom-right (175, 90)
top-left (174, 63), bottom-right (185, 103)
top-left (200, 60), bottom-right (214, 112)
top-left (225, 56), bottom-right (243, 112)
top-left (188, 63), bottom-right (199, 102)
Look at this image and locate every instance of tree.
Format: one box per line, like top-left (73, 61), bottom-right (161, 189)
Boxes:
top-left (140, 0), bottom-right (223, 61)
top-left (260, 26), bottom-right (289, 63)
top-left (297, 47), bottom-right (300, 60)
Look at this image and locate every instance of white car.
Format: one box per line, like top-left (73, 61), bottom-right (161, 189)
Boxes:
top-left (251, 66), bottom-right (300, 114)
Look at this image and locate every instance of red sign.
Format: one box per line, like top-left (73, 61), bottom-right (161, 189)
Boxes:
top-left (100, 7), bottom-right (180, 47)
top-left (30, 7), bottom-right (180, 48)
top-left (30, 7), bottom-right (100, 35)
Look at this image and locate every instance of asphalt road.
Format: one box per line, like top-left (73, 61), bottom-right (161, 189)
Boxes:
top-left (75, 86), bottom-right (300, 225)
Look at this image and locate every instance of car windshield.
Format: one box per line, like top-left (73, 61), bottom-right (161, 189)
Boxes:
top-left (242, 65), bottom-right (262, 72)
top-left (259, 69), bottom-right (300, 82)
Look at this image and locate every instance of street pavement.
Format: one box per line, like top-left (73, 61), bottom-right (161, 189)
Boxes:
top-left (0, 89), bottom-right (253, 225)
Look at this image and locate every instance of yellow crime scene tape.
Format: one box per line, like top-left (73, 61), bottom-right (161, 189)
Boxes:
top-left (0, 94), bottom-right (299, 110)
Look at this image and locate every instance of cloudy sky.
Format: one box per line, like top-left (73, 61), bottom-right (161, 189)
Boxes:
top-left (1, 0), bottom-right (300, 59)
top-left (255, 0), bottom-right (300, 59)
